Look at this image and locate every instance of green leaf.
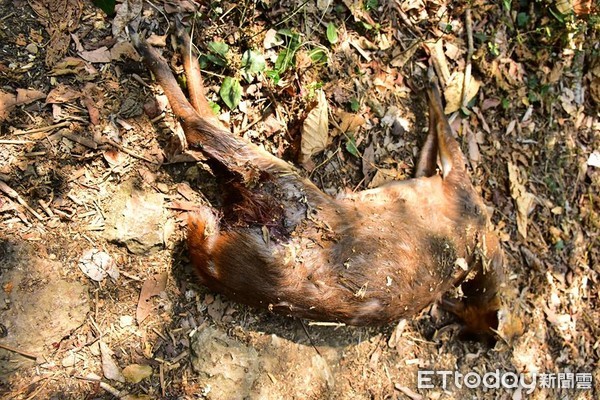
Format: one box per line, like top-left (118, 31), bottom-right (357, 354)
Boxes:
top-left (364, 0), bottom-right (378, 11)
top-left (92, 0), bottom-right (116, 16)
top-left (208, 101), bottom-right (221, 115)
top-left (516, 12), bottom-right (529, 27)
top-left (326, 22), bottom-right (338, 44)
top-left (277, 28), bottom-right (298, 39)
top-left (275, 49), bottom-right (296, 73)
top-left (198, 55), bottom-right (209, 69)
top-left (308, 48), bottom-right (327, 64)
top-left (207, 41), bottom-right (229, 57)
top-left (349, 98), bottom-right (360, 112)
top-left (219, 77), bottom-right (242, 109)
top-left (548, 8), bottom-right (565, 23)
top-left (265, 70), bottom-right (281, 85)
top-left (271, 29), bottom-right (302, 74)
top-left (345, 134), bottom-right (359, 157)
top-left (473, 33), bottom-right (488, 42)
top-left (204, 53), bottom-right (227, 67)
top-left (241, 50), bottom-right (266, 82)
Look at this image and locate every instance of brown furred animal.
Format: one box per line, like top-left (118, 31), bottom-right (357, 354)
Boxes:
top-left (130, 23), bottom-right (505, 334)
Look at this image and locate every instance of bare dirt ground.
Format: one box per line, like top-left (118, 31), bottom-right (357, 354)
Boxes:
top-left (0, 0), bottom-right (598, 399)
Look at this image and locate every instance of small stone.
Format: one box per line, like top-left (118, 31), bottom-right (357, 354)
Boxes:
top-left (119, 315), bottom-right (134, 328)
top-left (26, 43), bottom-right (38, 54)
top-left (61, 352), bottom-right (78, 367)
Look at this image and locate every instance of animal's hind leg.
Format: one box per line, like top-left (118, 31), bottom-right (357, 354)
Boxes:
top-left (415, 70), bottom-right (466, 180)
top-left (130, 30), bottom-right (200, 125)
top-left (174, 19), bottom-right (218, 122)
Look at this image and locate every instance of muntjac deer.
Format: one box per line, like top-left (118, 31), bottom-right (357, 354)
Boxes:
top-left (130, 23), bottom-right (505, 335)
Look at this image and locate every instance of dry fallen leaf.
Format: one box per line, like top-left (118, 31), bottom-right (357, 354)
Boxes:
top-left (362, 142), bottom-right (375, 183)
top-left (0, 91), bottom-right (16, 121)
top-left (78, 249), bottom-right (119, 282)
top-left (588, 151), bottom-right (600, 168)
top-left (110, 41), bottom-right (142, 61)
top-left (444, 72), bottom-right (481, 114)
top-left (136, 272), bottom-right (168, 323)
top-left (46, 84), bottom-right (81, 104)
top-left (147, 34), bottom-right (167, 48)
top-left (368, 168), bottom-right (402, 188)
top-left (79, 46), bottom-right (111, 63)
top-left (300, 89), bottom-right (329, 165)
top-left (465, 122), bottom-right (480, 168)
top-left (103, 149), bottom-right (128, 166)
top-left (263, 29), bottom-right (283, 49)
top-left (425, 39), bottom-right (451, 85)
top-left (17, 88), bottom-right (46, 104)
top-left (123, 364), bottom-right (153, 383)
top-left (100, 341), bottom-right (125, 382)
top-left (29, 0), bottom-right (82, 66)
top-left (112, 0), bottom-right (143, 37)
top-left (507, 162), bottom-right (536, 239)
top-left (589, 62), bottom-right (600, 105)
top-left (50, 57), bottom-right (97, 78)
top-left (163, 0), bottom-right (198, 14)
top-left (0, 88), bottom-right (46, 121)
top-left (337, 110), bottom-right (365, 134)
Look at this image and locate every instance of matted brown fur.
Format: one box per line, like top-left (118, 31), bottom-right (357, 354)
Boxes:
top-left (130, 21), bottom-right (506, 334)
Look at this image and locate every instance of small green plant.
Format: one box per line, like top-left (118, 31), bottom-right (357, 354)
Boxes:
top-left (219, 77), bottom-right (242, 109)
top-left (241, 49), bottom-right (266, 82)
top-left (488, 41), bottom-right (500, 56)
top-left (345, 133), bottom-right (359, 157)
top-left (208, 101), bottom-right (221, 115)
top-left (517, 12), bottom-right (530, 27)
top-left (308, 48), bottom-right (328, 64)
top-left (326, 22), bottom-right (338, 45)
top-left (200, 41), bottom-right (230, 67)
top-left (364, 0), bottom-right (378, 11)
top-left (275, 29), bottom-right (302, 72)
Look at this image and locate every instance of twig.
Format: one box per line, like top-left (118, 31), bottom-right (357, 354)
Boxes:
top-left (62, 132), bottom-right (98, 149)
top-left (38, 199), bottom-right (54, 218)
top-left (0, 180), bottom-right (45, 221)
top-left (24, 378), bottom-right (51, 400)
top-left (307, 321), bottom-right (345, 327)
top-left (461, 8), bottom-right (474, 110)
top-left (299, 320), bottom-right (322, 357)
top-left (0, 139), bottom-right (33, 144)
top-left (0, 342), bottom-right (39, 360)
top-left (76, 374), bottom-right (123, 397)
top-left (14, 121), bottom-right (70, 136)
top-left (250, 0), bottom-right (311, 39)
top-left (104, 139), bottom-right (157, 163)
top-left (0, 11), bottom-right (15, 21)
top-left (160, 362), bottom-right (166, 397)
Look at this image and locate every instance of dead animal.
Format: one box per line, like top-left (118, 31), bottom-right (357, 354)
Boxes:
top-left (130, 23), bottom-right (506, 335)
